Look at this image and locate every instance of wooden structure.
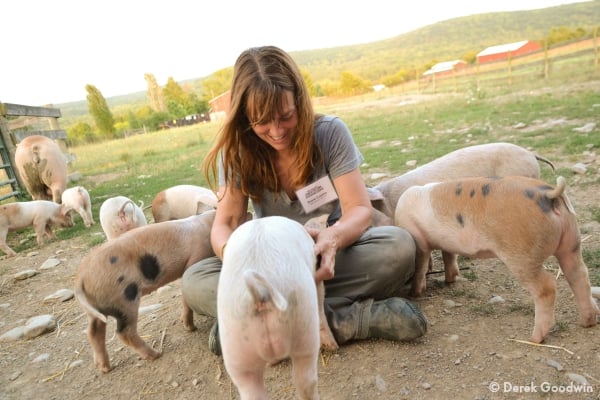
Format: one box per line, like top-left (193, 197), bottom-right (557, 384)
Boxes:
top-left (0, 102), bottom-right (72, 202)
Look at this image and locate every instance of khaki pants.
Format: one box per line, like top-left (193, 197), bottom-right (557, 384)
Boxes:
top-left (181, 225), bottom-right (416, 342)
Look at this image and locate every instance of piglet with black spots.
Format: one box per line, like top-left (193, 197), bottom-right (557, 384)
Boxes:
top-left (74, 210), bottom-right (216, 372)
top-left (394, 176), bottom-right (599, 343)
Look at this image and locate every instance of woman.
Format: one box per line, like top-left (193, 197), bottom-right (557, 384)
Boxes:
top-left (182, 46), bottom-right (427, 355)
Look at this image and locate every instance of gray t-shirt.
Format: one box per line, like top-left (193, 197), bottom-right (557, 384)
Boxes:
top-left (220, 116), bottom-right (363, 225)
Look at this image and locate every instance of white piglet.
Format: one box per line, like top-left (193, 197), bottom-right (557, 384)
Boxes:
top-left (218, 216), bottom-right (337, 400)
top-left (61, 186), bottom-right (95, 227)
top-left (99, 196), bottom-right (147, 240)
top-left (151, 184), bottom-right (217, 223)
top-left (0, 200), bottom-right (73, 257)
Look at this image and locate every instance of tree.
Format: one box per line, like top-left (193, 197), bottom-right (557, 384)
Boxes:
top-left (145, 73), bottom-right (166, 112)
top-left (301, 69), bottom-right (317, 97)
top-left (339, 71), bottom-right (371, 96)
top-left (67, 121), bottom-right (95, 145)
top-left (85, 84), bottom-right (116, 139)
top-left (200, 67), bottom-right (233, 102)
top-left (163, 77), bottom-right (194, 117)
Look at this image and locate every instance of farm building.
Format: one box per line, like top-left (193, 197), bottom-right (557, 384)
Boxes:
top-left (476, 40), bottom-right (542, 64)
top-left (208, 90), bottom-right (231, 121)
top-left (422, 60), bottom-right (468, 78)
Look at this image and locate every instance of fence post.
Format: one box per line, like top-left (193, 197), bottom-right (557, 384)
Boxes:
top-left (0, 109), bottom-right (24, 196)
top-left (0, 114), bottom-right (19, 180)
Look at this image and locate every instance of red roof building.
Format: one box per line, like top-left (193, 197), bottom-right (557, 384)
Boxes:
top-left (422, 60), bottom-right (468, 78)
top-left (476, 40), bottom-right (542, 64)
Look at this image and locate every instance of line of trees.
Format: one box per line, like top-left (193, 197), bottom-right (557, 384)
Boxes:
top-left (68, 74), bottom-right (210, 145)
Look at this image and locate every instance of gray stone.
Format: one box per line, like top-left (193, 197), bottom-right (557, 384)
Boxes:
top-left (23, 315), bottom-right (56, 338)
top-left (0, 326), bottom-right (25, 341)
top-left (40, 258), bottom-right (61, 270)
top-left (14, 269), bottom-right (38, 280)
top-left (43, 289), bottom-right (74, 303)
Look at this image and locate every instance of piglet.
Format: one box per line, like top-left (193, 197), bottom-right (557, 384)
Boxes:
top-left (74, 210), bottom-right (216, 372)
top-left (373, 142), bottom-right (555, 218)
top-left (218, 216), bottom-right (338, 400)
top-left (61, 186), bottom-right (94, 227)
top-left (394, 175), bottom-right (599, 343)
top-left (99, 195), bottom-right (147, 239)
top-left (0, 200), bottom-right (73, 257)
top-left (151, 184), bottom-right (217, 223)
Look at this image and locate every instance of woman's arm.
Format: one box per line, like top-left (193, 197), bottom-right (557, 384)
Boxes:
top-left (211, 185), bottom-right (249, 260)
top-left (313, 168), bottom-right (371, 281)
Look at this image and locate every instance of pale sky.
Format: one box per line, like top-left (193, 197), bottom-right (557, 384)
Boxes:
top-left (0, 0), bottom-right (588, 106)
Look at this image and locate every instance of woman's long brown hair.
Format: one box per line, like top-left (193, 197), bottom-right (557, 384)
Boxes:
top-left (202, 46), bottom-right (320, 203)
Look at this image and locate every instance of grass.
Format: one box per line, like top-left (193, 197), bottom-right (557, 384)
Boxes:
top-left (583, 249), bottom-right (600, 286)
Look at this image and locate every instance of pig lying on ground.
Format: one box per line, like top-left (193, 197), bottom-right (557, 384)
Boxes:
top-left (151, 184), bottom-right (217, 223)
top-left (0, 200), bottom-right (73, 257)
top-left (394, 175), bottom-right (599, 343)
top-left (373, 142), bottom-right (555, 219)
top-left (218, 216), bottom-right (338, 400)
top-left (61, 186), bottom-right (94, 227)
top-left (99, 196), bottom-right (147, 240)
top-left (74, 210), bottom-right (216, 373)
top-left (14, 135), bottom-right (68, 203)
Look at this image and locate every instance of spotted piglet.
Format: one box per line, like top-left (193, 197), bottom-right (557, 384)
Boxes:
top-left (74, 210), bottom-right (215, 372)
top-left (394, 176), bottom-right (599, 343)
top-left (218, 216), bottom-right (338, 400)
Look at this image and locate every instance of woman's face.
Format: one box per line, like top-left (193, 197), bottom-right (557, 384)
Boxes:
top-left (249, 90), bottom-right (297, 152)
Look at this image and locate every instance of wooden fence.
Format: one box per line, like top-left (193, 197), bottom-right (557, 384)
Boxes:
top-left (413, 37), bottom-right (600, 95)
top-left (0, 102), bottom-right (73, 202)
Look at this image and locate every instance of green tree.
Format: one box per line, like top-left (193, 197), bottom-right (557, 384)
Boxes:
top-left (301, 69), bottom-right (317, 97)
top-left (188, 92), bottom-right (209, 114)
top-left (163, 77), bottom-right (194, 117)
top-left (85, 84), bottom-right (116, 139)
top-left (67, 121), bottom-right (95, 145)
top-left (382, 69), bottom-right (411, 87)
top-left (339, 71), bottom-right (371, 96)
top-left (545, 26), bottom-right (588, 47)
top-left (201, 67), bottom-right (233, 102)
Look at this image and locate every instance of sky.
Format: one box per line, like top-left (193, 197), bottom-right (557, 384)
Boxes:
top-left (0, 0), bottom-right (588, 106)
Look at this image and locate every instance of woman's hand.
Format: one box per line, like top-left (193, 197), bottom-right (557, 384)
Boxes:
top-left (306, 226), bottom-right (338, 282)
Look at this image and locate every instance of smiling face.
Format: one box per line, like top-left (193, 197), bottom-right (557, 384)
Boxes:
top-left (247, 90), bottom-right (297, 152)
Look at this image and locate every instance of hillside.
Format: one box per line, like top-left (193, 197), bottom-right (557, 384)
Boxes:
top-left (59, 0), bottom-right (599, 119)
top-left (291, 1), bottom-right (599, 81)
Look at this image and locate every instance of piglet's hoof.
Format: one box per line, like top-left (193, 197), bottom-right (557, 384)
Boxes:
top-left (183, 322), bottom-right (197, 332)
top-left (141, 349), bottom-right (162, 361)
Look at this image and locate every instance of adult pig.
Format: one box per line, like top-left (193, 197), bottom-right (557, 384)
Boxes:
top-left (373, 142), bottom-right (555, 218)
top-left (15, 135), bottom-right (68, 203)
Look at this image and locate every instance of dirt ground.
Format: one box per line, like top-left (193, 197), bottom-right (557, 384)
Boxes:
top-left (1, 158), bottom-right (599, 400)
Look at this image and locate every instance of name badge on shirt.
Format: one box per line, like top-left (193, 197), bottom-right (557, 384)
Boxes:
top-left (295, 175), bottom-right (339, 214)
